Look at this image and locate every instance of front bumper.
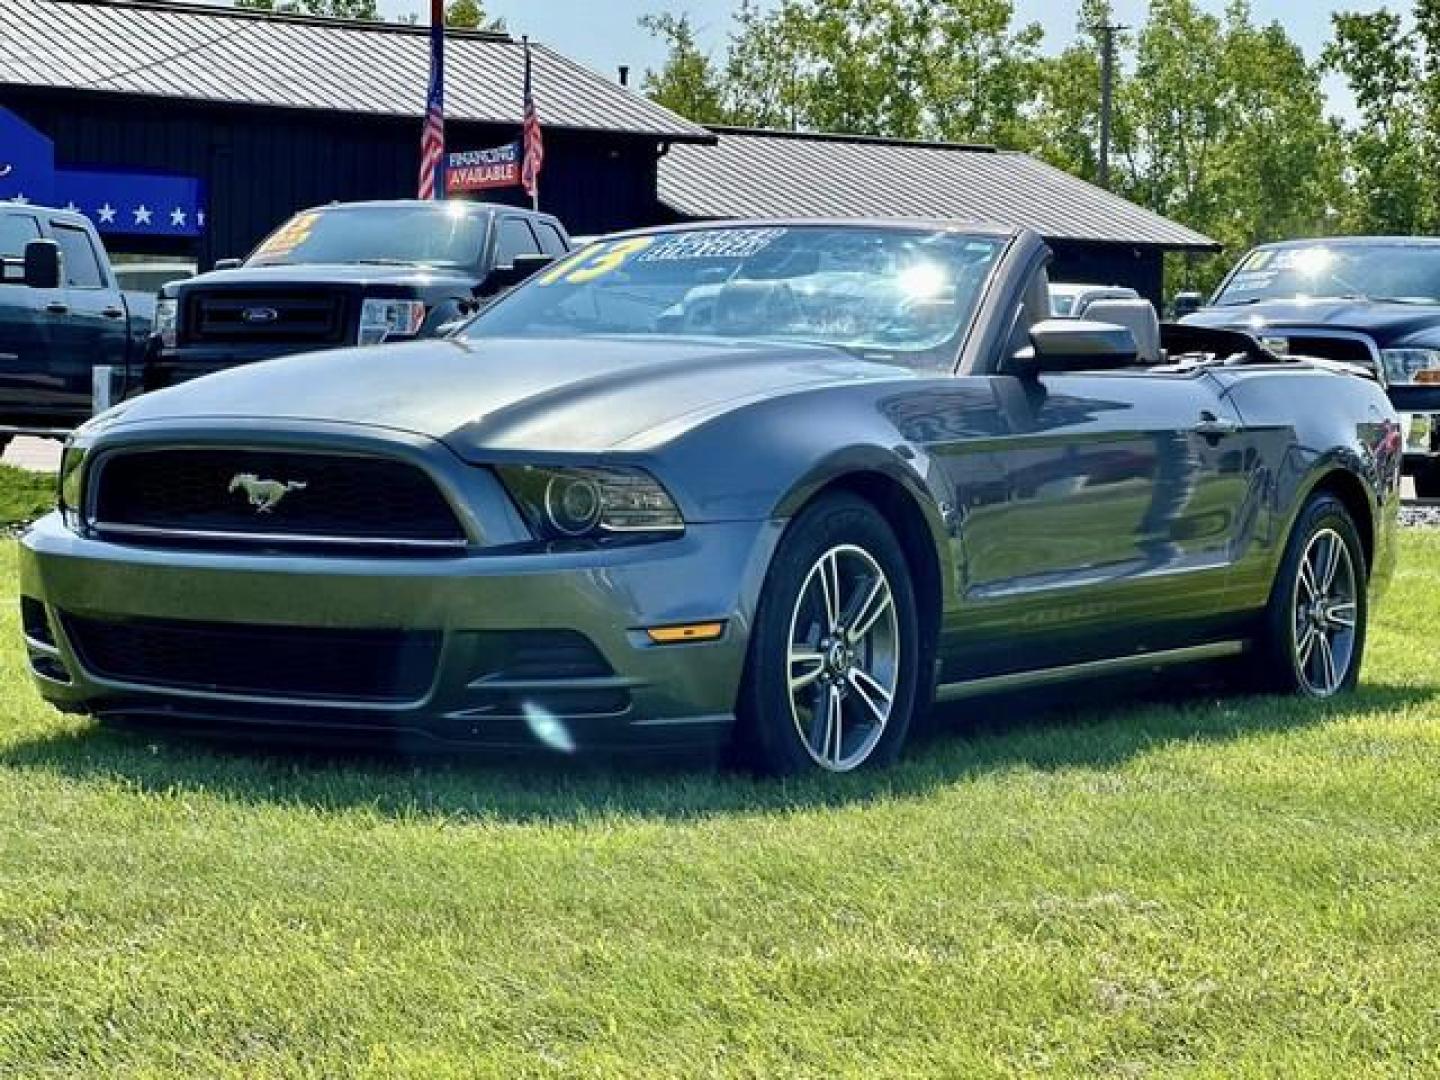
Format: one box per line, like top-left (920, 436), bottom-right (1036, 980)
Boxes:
top-left (18, 512), bottom-right (782, 753)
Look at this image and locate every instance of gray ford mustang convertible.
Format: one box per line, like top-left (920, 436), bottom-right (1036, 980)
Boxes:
top-left (19, 221), bottom-right (1402, 774)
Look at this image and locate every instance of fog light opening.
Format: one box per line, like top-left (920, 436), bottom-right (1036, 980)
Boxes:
top-left (646, 621), bottom-right (726, 645)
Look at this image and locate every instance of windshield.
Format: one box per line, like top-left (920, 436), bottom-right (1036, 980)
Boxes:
top-left (1213, 243), bottom-right (1440, 306)
top-left (464, 225), bottom-right (1005, 368)
top-left (248, 206), bottom-right (487, 269)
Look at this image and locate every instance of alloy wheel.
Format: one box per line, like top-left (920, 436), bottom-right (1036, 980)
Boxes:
top-left (1291, 527), bottom-right (1358, 696)
top-left (786, 543), bottom-right (900, 771)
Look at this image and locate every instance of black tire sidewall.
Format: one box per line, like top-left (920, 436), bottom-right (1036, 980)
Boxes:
top-left (739, 493), bottom-right (922, 775)
top-left (1263, 493), bottom-right (1368, 697)
top-left (1416, 463), bottom-right (1440, 501)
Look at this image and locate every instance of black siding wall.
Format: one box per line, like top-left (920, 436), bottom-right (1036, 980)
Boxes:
top-left (1, 87), bottom-right (661, 266)
top-left (1047, 241), bottom-right (1165, 308)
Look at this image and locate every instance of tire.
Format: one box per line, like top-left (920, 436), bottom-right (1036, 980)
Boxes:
top-left (1415, 462), bottom-right (1440, 500)
top-left (1247, 492), bottom-right (1368, 698)
top-left (737, 491), bottom-right (922, 775)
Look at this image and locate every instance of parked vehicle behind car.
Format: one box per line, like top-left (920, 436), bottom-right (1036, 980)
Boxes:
top-left (0, 202), bottom-right (153, 440)
top-left (21, 220), bottom-right (1401, 775)
top-left (1184, 237), bottom-right (1440, 496)
top-left (148, 199), bottom-right (570, 391)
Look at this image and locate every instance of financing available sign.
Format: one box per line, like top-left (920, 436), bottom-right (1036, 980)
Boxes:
top-left (446, 141), bottom-right (521, 194)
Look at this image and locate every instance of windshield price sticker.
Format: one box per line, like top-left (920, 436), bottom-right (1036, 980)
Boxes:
top-left (256, 212), bottom-right (317, 258)
top-left (637, 227), bottom-right (788, 263)
top-left (538, 236), bottom-right (658, 286)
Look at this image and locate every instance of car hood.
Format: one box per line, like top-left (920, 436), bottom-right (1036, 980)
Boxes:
top-left (107, 335), bottom-right (913, 453)
top-left (170, 263), bottom-right (477, 292)
top-left (1185, 299), bottom-right (1440, 346)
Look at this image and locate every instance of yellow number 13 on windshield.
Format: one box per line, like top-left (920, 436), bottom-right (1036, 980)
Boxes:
top-left (538, 236), bottom-right (655, 286)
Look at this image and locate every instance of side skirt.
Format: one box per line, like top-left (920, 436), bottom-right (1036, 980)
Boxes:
top-left (934, 640), bottom-right (1247, 703)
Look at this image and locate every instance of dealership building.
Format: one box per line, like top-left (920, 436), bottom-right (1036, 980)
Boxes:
top-left (0, 0), bottom-right (1215, 299)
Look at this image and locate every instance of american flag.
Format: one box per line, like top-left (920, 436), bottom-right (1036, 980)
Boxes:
top-left (521, 38), bottom-right (544, 205)
top-left (417, 0), bottom-right (445, 200)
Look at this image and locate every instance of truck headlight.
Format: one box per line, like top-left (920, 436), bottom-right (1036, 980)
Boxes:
top-left (57, 439), bottom-right (88, 529)
top-left (358, 298), bottom-right (426, 345)
top-left (496, 465), bottom-right (684, 542)
top-left (153, 298), bottom-right (178, 349)
top-left (1380, 348), bottom-right (1440, 385)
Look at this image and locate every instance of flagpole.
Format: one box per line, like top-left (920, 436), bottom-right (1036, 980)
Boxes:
top-left (433, 0), bottom-right (446, 201)
top-left (523, 36), bottom-right (539, 211)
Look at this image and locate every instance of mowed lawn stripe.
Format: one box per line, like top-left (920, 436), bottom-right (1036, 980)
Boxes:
top-left (0, 534), bottom-right (1438, 1076)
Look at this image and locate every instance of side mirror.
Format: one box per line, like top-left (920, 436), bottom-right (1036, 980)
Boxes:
top-left (1170, 291), bottom-right (1204, 319)
top-left (23, 239), bottom-right (61, 290)
top-left (481, 252), bottom-right (554, 296)
top-left (212, 257), bottom-right (243, 272)
top-left (1013, 318), bottom-right (1138, 376)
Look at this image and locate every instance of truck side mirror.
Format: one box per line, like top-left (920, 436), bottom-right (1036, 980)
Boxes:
top-left (481, 252), bottom-right (554, 296)
top-left (1171, 291), bottom-right (1204, 319)
top-left (23, 239), bottom-right (61, 290)
top-left (213, 257), bottom-right (243, 271)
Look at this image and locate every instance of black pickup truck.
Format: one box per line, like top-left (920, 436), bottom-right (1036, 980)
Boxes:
top-left (0, 204), bottom-right (153, 440)
top-left (149, 200), bottom-right (570, 390)
top-left (1185, 236), bottom-right (1440, 496)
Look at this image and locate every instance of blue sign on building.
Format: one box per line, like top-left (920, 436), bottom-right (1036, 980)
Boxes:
top-left (1, 107), bottom-right (206, 238)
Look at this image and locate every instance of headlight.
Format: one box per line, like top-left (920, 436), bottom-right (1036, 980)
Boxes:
top-left (153, 297), bottom-right (178, 349)
top-left (57, 440), bottom-right (88, 529)
top-left (358, 298), bottom-right (426, 345)
top-left (496, 465), bottom-right (683, 542)
top-left (1380, 348), bottom-right (1440, 385)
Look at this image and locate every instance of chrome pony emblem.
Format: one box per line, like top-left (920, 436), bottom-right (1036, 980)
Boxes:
top-left (241, 306), bottom-right (279, 324)
top-left (228, 473), bottom-right (307, 513)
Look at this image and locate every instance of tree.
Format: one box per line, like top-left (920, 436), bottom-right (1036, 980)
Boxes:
top-left (639, 13), bottom-right (730, 124)
top-left (236, 0), bottom-right (380, 19)
top-left (639, 0), bottom-right (1043, 141)
top-left (1325, 4), bottom-right (1439, 233)
top-left (445, 0), bottom-right (504, 31)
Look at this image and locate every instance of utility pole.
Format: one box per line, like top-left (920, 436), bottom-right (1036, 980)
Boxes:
top-left (1098, 24), bottom-right (1126, 190)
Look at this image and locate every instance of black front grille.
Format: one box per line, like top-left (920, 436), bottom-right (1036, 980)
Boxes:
top-left (465, 630), bottom-right (630, 717)
top-left (63, 613), bottom-right (440, 702)
top-left (184, 289), bottom-right (348, 346)
top-left (92, 448), bottom-right (466, 546)
top-left (1282, 335), bottom-right (1375, 368)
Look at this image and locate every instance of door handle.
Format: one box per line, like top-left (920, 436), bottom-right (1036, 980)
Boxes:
top-left (1192, 413), bottom-right (1239, 438)
top-left (44, 301), bottom-right (69, 315)
top-left (101, 306), bottom-right (125, 319)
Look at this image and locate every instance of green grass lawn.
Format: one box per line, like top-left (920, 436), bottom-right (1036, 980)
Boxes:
top-left (0, 464), bottom-right (55, 528)
top-left (0, 530), bottom-right (1437, 1077)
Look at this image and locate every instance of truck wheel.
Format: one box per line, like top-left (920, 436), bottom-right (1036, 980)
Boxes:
top-left (1247, 492), bottom-right (1367, 698)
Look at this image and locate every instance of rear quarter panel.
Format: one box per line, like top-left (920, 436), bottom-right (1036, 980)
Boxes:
top-left (1209, 365), bottom-right (1401, 604)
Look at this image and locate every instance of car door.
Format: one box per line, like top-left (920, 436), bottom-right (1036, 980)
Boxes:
top-left (931, 264), bottom-right (1259, 682)
top-left (48, 220), bottom-right (127, 418)
top-left (0, 210), bottom-right (65, 422)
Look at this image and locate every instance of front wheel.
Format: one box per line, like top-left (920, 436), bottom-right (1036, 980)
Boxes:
top-left (737, 492), bottom-right (922, 775)
top-left (1249, 492), bottom-right (1367, 698)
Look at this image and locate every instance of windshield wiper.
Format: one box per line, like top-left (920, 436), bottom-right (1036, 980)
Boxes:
top-left (1367, 295), bottom-right (1440, 306)
top-left (344, 258), bottom-right (424, 267)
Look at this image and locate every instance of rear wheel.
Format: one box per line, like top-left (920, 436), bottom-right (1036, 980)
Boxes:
top-left (738, 492), bottom-right (921, 775)
top-left (1248, 492), bottom-right (1367, 697)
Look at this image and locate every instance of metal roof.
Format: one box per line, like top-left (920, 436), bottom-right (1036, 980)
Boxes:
top-left (660, 127), bottom-right (1217, 251)
top-left (0, 0), bottom-right (711, 141)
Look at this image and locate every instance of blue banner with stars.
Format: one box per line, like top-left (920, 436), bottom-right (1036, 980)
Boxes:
top-left (1, 107), bottom-right (205, 238)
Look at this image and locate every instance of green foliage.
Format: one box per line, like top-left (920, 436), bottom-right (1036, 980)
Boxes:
top-left (0, 465), bottom-right (54, 527)
top-left (235, 0), bottom-right (380, 20)
top-left (0, 530), bottom-right (1438, 1073)
top-left (1325, 5), bottom-right (1440, 234)
top-left (444, 0), bottom-right (502, 32)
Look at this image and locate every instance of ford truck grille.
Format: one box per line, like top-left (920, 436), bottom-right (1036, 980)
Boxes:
top-left (90, 447), bottom-right (467, 550)
top-left (62, 613), bottom-right (440, 703)
top-left (184, 289), bottom-right (349, 345)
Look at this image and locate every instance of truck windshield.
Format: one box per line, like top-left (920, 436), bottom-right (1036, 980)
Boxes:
top-left (248, 205), bottom-right (487, 269)
top-left (464, 224), bottom-right (1005, 369)
top-left (1213, 243), bottom-right (1440, 306)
